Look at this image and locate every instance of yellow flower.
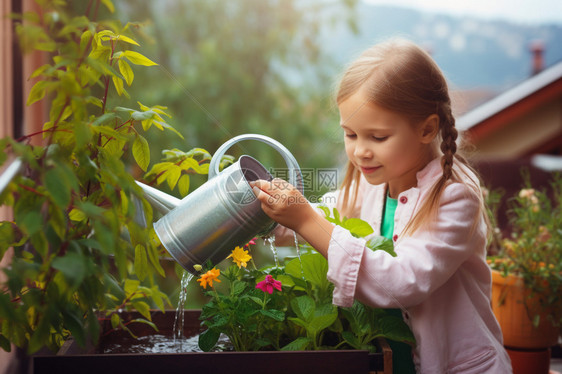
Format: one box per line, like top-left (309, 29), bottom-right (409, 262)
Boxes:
top-left (197, 268), bottom-right (221, 289)
top-left (227, 246), bottom-right (252, 268)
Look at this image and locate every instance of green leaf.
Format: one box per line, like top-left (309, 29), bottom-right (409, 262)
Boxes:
top-left (259, 309), bottom-right (285, 322)
top-left (153, 120), bottom-right (184, 139)
top-left (366, 236), bottom-right (397, 257)
top-left (198, 328), bottom-right (220, 352)
top-left (149, 286), bottom-right (167, 311)
top-left (180, 158), bottom-right (204, 173)
top-left (28, 314), bottom-right (51, 354)
top-left (147, 243), bottom-right (165, 277)
top-left (131, 110), bottom-right (155, 121)
top-left (281, 337), bottom-right (312, 351)
top-left (291, 295), bottom-right (314, 321)
top-left (122, 51), bottom-right (157, 66)
top-left (110, 313), bottom-right (120, 329)
top-left (74, 121), bottom-right (93, 149)
top-left (20, 211), bottom-right (42, 236)
top-left (231, 280), bottom-right (246, 296)
top-left (131, 301), bottom-right (151, 320)
top-left (101, 0), bottom-right (115, 13)
top-left (91, 112), bottom-right (118, 127)
top-left (0, 334), bottom-right (11, 352)
top-left (286, 253), bottom-right (329, 291)
top-left (134, 244), bottom-right (148, 281)
top-left (29, 64), bottom-right (49, 79)
top-left (132, 135), bottom-right (150, 172)
top-left (45, 168), bottom-right (71, 207)
top-left (115, 34), bottom-right (138, 46)
top-left (118, 59), bottom-right (134, 86)
top-left (318, 206), bottom-right (330, 218)
top-left (52, 252), bottom-right (86, 288)
top-left (112, 76), bottom-right (125, 96)
top-left (249, 296), bottom-right (265, 308)
top-left (27, 80), bottom-right (48, 105)
top-left (343, 218), bottom-right (374, 238)
top-left (177, 174), bottom-right (190, 197)
top-left (62, 309), bottom-right (85, 347)
top-left (80, 29), bottom-right (93, 52)
top-left (308, 305), bottom-right (338, 335)
top-left (379, 315), bottom-right (416, 345)
top-left (166, 165), bottom-right (181, 190)
top-left (124, 279), bottom-right (140, 297)
top-left (129, 318), bottom-right (158, 332)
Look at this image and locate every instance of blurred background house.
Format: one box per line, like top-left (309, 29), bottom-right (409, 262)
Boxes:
top-left (456, 42), bottom-right (562, 231)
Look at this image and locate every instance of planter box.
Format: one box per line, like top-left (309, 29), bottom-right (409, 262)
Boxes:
top-left (32, 310), bottom-right (392, 374)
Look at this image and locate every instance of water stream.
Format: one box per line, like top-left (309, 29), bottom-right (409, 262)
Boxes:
top-left (172, 271), bottom-right (194, 349)
top-left (293, 231), bottom-right (305, 279)
top-left (263, 234), bottom-right (278, 267)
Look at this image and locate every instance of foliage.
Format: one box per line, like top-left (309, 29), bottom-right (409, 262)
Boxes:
top-left (319, 206), bottom-right (396, 257)
top-left (488, 171), bottom-right (562, 327)
top-left (0, 0), bottom-right (212, 354)
top-left (197, 212), bottom-right (414, 353)
top-left (116, 0), bottom-right (360, 193)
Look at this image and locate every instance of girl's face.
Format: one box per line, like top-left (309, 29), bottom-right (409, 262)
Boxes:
top-left (339, 90), bottom-right (436, 198)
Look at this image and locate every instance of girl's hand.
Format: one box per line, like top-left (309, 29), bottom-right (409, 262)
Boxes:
top-left (250, 178), bottom-right (313, 231)
top-left (251, 178), bottom-right (334, 257)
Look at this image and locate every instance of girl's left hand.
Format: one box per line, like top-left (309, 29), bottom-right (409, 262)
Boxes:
top-left (251, 178), bottom-right (314, 231)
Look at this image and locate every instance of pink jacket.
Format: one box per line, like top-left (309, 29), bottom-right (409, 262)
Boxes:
top-left (323, 158), bottom-right (512, 373)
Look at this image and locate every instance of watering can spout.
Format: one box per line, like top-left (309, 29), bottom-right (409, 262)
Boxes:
top-left (136, 181), bottom-right (181, 215)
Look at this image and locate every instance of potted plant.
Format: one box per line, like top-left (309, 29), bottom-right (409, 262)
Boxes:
top-left (196, 238), bottom-right (413, 354)
top-left (487, 171), bottom-right (561, 373)
top-left (0, 0), bottom-right (207, 359)
top-left (37, 230), bottom-right (412, 374)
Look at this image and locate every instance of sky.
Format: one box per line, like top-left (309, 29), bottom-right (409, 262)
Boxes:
top-left (363, 0), bottom-right (562, 26)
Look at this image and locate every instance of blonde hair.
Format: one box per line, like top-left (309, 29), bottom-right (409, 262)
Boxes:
top-left (336, 38), bottom-right (488, 236)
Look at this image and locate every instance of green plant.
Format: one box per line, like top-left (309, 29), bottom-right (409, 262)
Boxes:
top-left (0, 0), bottom-right (210, 354)
top-left (196, 212), bottom-right (415, 353)
top-left (488, 171), bottom-right (562, 327)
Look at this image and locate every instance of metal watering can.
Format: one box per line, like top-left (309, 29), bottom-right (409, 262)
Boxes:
top-left (137, 134), bottom-right (303, 274)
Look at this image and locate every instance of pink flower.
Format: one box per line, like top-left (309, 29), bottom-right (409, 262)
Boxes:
top-left (245, 237), bottom-right (257, 248)
top-left (256, 275), bottom-right (282, 294)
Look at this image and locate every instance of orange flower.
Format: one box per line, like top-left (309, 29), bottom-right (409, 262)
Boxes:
top-left (197, 268), bottom-right (221, 289)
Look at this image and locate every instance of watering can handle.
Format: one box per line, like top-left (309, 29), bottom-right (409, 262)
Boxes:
top-left (208, 134), bottom-right (304, 194)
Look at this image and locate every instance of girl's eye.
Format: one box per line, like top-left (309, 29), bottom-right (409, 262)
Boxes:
top-left (344, 133), bottom-right (356, 139)
top-left (373, 136), bottom-right (388, 141)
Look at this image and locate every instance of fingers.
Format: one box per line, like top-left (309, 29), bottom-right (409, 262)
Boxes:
top-left (250, 178), bottom-right (291, 195)
top-left (251, 179), bottom-right (307, 207)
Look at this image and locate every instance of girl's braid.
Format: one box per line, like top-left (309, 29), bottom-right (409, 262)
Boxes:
top-left (438, 102), bottom-right (458, 181)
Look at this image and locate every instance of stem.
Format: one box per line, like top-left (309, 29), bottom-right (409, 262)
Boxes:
top-left (92, 0), bottom-right (101, 22)
top-left (100, 39), bottom-right (116, 114)
top-left (17, 184), bottom-right (45, 196)
top-left (85, 0), bottom-right (94, 18)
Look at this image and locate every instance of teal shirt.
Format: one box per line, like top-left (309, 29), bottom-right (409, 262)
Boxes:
top-left (381, 194), bottom-right (416, 374)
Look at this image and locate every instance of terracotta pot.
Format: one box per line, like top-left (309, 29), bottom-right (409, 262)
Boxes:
top-left (506, 347), bottom-right (551, 374)
top-left (491, 269), bottom-right (560, 349)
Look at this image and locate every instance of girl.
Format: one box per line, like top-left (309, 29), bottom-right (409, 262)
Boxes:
top-left (251, 38), bottom-right (512, 373)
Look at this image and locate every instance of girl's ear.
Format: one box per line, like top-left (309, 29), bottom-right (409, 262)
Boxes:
top-left (418, 114), bottom-right (440, 144)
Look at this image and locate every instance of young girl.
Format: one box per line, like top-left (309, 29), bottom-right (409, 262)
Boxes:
top-left (251, 38), bottom-right (512, 373)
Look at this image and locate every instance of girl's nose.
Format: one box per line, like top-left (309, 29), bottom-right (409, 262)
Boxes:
top-left (354, 140), bottom-right (372, 159)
